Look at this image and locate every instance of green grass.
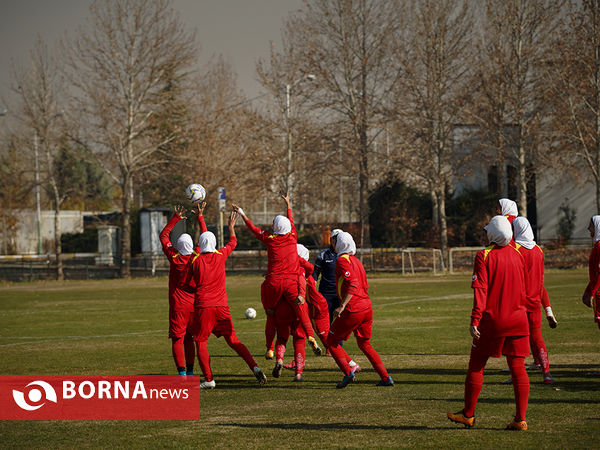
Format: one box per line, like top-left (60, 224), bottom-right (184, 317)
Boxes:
top-left (0, 270), bottom-right (599, 448)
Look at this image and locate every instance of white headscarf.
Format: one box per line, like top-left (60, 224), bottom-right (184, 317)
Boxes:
top-left (335, 231), bottom-right (356, 255)
top-left (176, 233), bottom-right (194, 256)
top-left (297, 244), bottom-right (309, 261)
top-left (331, 228), bottom-right (342, 239)
top-left (198, 231), bottom-right (217, 253)
top-left (499, 198), bottom-right (518, 217)
top-left (273, 215), bottom-right (292, 235)
top-left (591, 216), bottom-right (600, 243)
top-left (484, 215), bottom-right (513, 247)
top-left (513, 216), bottom-right (535, 249)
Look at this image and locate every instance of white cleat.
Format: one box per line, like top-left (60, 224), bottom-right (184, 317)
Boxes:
top-left (200, 380), bottom-right (216, 390)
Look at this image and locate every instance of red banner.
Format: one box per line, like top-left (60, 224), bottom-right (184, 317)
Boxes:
top-left (0, 375), bottom-right (200, 420)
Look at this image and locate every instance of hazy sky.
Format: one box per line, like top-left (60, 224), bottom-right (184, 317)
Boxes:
top-left (0, 0), bottom-right (304, 107)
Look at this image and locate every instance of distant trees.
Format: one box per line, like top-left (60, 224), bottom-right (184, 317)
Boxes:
top-left (64, 0), bottom-right (197, 277)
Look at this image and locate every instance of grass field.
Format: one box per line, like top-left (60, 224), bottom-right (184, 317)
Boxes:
top-left (0, 269), bottom-right (599, 449)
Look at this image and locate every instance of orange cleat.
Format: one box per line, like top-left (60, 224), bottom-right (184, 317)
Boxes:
top-left (447, 410), bottom-right (475, 428)
top-left (506, 419), bottom-right (528, 431)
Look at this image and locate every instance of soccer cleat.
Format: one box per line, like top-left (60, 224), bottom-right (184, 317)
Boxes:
top-left (447, 410), bottom-right (475, 428)
top-left (376, 376), bottom-right (394, 387)
top-left (283, 360), bottom-right (296, 370)
top-left (178, 370), bottom-right (187, 376)
top-left (351, 364), bottom-right (361, 374)
top-left (308, 336), bottom-right (322, 356)
top-left (506, 419), bottom-right (528, 431)
top-left (200, 380), bottom-right (216, 390)
top-left (547, 315), bottom-right (558, 329)
top-left (526, 362), bottom-right (542, 371)
top-left (253, 366), bottom-right (267, 385)
top-left (336, 371), bottom-right (356, 389)
top-left (293, 374), bottom-right (303, 382)
top-left (502, 377), bottom-right (513, 385)
top-left (265, 349), bottom-right (274, 360)
top-left (272, 361), bottom-right (283, 379)
top-left (543, 372), bottom-right (554, 385)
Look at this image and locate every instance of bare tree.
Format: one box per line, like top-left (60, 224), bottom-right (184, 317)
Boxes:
top-left (474, 0), bottom-right (564, 216)
top-left (286, 0), bottom-right (404, 247)
top-left (547, 0), bottom-right (600, 212)
top-left (392, 0), bottom-right (476, 265)
top-left (64, 0), bottom-right (197, 277)
top-left (11, 36), bottom-right (67, 279)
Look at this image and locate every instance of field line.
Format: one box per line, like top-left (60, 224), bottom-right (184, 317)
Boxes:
top-left (374, 293), bottom-right (471, 306)
top-left (0, 329), bottom-right (164, 347)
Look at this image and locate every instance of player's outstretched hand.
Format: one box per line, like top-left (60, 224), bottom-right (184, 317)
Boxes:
top-left (232, 204), bottom-right (246, 218)
top-left (582, 293), bottom-right (593, 308)
top-left (281, 191), bottom-right (291, 208)
top-left (229, 211), bottom-right (239, 227)
top-left (174, 205), bottom-right (187, 220)
top-left (470, 325), bottom-right (480, 340)
top-left (332, 305), bottom-right (344, 319)
top-left (294, 295), bottom-right (305, 305)
top-left (192, 201), bottom-right (206, 216)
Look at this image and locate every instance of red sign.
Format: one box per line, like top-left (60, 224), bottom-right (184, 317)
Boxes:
top-left (0, 375), bottom-right (200, 420)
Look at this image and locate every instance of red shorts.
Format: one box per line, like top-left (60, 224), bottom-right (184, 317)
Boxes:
top-left (471, 334), bottom-right (530, 358)
top-left (192, 306), bottom-right (234, 341)
top-left (261, 275), bottom-right (306, 311)
top-left (328, 307), bottom-right (372, 342)
top-left (168, 309), bottom-right (194, 338)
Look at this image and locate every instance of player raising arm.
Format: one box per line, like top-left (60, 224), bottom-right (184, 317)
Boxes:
top-left (159, 203), bottom-right (207, 376)
top-left (191, 210), bottom-right (267, 389)
top-left (232, 193), bottom-right (321, 362)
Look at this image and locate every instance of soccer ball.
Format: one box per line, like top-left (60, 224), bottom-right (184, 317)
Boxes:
top-left (245, 307), bottom-right (257, 319)
top-left (185, 184), bottom-right (206, 203)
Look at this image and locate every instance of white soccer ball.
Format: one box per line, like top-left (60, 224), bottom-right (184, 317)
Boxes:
top-left (245, 307), bottom-right (257, 319)
top-left (185, 184), bottom-right (206, 203)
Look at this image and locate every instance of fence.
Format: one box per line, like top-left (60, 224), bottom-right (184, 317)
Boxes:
top-left (0, 245), bottom-right (590, 282)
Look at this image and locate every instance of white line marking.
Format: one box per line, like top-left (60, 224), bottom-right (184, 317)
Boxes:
top-left (0, 330), bottom-right (164, 347)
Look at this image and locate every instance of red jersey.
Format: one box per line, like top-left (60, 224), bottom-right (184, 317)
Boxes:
top-left (159, 214), bottom-right (207, 311)
top-left (335, 254), bottom-right (371, 313)
top-left (585, 241), bottom-right (600, 297)
top-left (471, 244), bottom-right (528, 337)
top-left (516, 243), bottom-right (549, 312)
top-left (244, 208), bottom-right (300, 278)
top-left (300, 258), bottom-right (329, 315)
top-left (191, 236), bottom-right (237, 308)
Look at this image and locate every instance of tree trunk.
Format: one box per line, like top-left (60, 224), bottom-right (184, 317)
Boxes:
top-left (54, 205), bottom-right (63, 281)
top-left (359, 125), bottom-right (371, 250)
top-left (120, 176), bottom-right (132, 278)
top-left (438, 186), bottom-right (448, 270)
top-left (431, 188), bottom-right (439, 226)
top-left (518, 134), bottom-right (528, 218)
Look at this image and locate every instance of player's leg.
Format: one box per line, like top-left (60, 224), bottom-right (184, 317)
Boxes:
top-left (261, 279), bottom-right (279, 359)
top-left (284, 279), bottom-right (321, 355)
top-left (292, 334), bottom-right (306, 381)
top-left (184, 311), bottom-right (196, 375)
top-left (169, 309), bottom-right (188, 375)
top-left (528, 310), bottom-right (552, 383)
top-left (171, 337), bottom-right (186, 375)
top-left (507, 355), bottom-right (529, 429)
top-left (192, 308), bottom-right (217, 387)
top-left (448, 345), bottom-right (488, 427)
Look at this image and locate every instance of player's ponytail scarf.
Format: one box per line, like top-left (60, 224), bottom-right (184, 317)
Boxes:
top-left (513, 217), bottom-right (536, 249)
top-left (484, 215), bottom-right (512, 247)
top-left (297, 244), bottom-right (310, 261)
top-left (499, 198), bottom-right (518, 217)
top-left (335, 231), bottom-right (357, 255)
top-left (199, 231), bottom-right (217, 253)
top-left (273, 215), bottom-right (292, 235)
top-left (591, 216), bottom-right (600, 243)
top-left (176, 233), bottom-right (194, 256)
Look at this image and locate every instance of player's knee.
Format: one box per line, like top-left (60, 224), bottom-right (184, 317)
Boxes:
top-left (326, 333), bottom-right (339, 348)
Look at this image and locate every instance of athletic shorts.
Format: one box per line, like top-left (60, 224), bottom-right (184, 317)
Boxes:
top-left (261, 275), bottom-right (306, 311)
top-left (274, 301), bottom-right (305, 342)
top-left (168, 309), bottom-right (195, 339)
top-left (471, 334), bottom-right (530, 358)
top-left (328, 307), bottom-right (372, 342)
top-left (192, 306), bottom-right (234, 341)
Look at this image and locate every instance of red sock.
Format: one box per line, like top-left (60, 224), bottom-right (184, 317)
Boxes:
top-left (293, 337), bottom-right (305, 375)
top-left (195, 340), bottom-right (212, 381)
top-left (275, 340), bottom-right (286, 361)
top-left (327, 333), bottom-right (352, 375)
top-left (464, 347), bottom-right (488, 417)
top-left (528, 311), bottom-right (549, 371)
top-left (290, 301), bottom-right (315, 339)
top-left (356, 337), bottom-right (388, 379)
top-left (224, 333), bottom-right (257, 370)
top-left (265, 315), bottom-right (276, 351)
top-left (184, 335), bottom-right (195, 367)
top-left (171, 337), bottom-right (186, 369)
top-left (508, 355), bottom-right (529, 421)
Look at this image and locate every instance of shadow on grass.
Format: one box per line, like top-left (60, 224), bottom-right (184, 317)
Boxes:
top-left (442, 396), bottom-right (600, 405)
top-left (223, 422), bottom-right (430, 431)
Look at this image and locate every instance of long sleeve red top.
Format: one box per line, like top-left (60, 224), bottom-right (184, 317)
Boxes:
top-left (335, 254), bottom-right (371, 313)
top-left (470, 244), bottom-right (528, 337)
top-left (585, 241), bottom-right (600, 297)
top-left (243, 208), bottom-right (300, 278)
top-left (159, 214), bottom-right (207, 311)
top-left (516, 244), bottom-right (550, 312)
top-left (191, 236), bottom-right (237, 308)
